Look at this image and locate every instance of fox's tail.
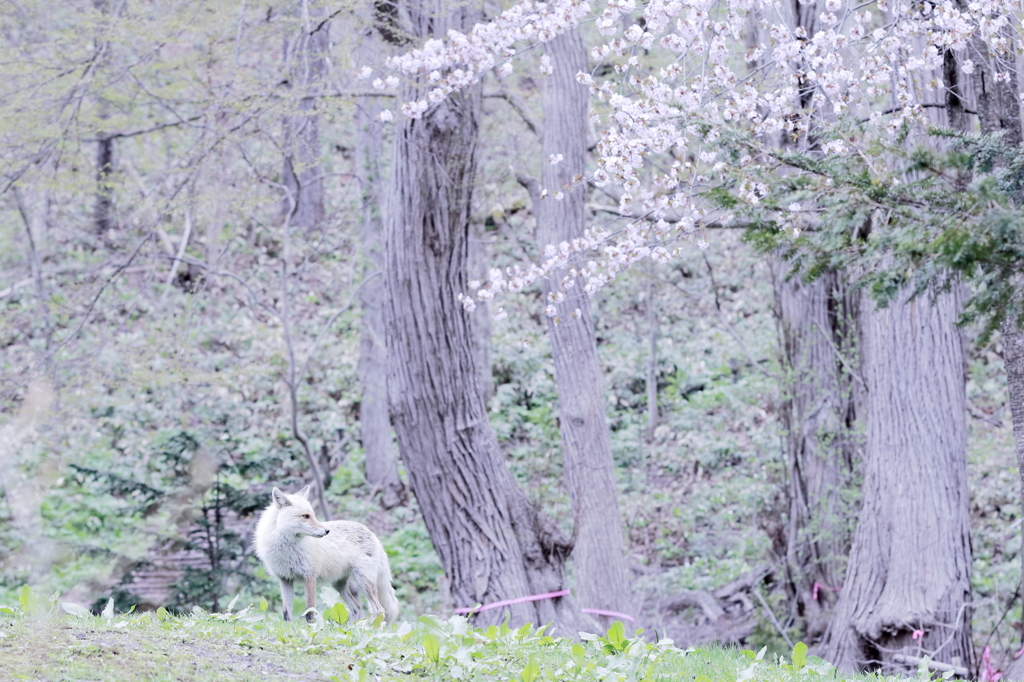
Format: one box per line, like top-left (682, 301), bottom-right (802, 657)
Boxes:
top-left (379, 568), bottom-right (399, 624)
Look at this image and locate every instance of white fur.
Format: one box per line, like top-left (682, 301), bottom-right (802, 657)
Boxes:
top-left (253, 486), bottom-right (399, 623)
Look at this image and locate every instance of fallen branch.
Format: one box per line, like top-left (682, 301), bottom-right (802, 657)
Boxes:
top-left (658, 565), bottom-right (773, 621)
top-left (753, 586), bottom-right (793, 649)
top-left (659, 589), bottom-right (726, 621)
top-left (892, 654), bottom-right (969, 677)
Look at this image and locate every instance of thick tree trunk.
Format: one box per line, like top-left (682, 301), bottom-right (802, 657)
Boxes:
top-left (775, 270), bottom-right (860, 646)
top-left (384, 0), bottom-right (588, 634)
top-left (533, 29), bottom-right (633, 623)
top-left (1006, 322), bottom-right (1024, 585)
top-left (821, 287), bottom-right (973, 674)
top-left (966, 29), bottom-right (1024, 652)
top-left (281, 3), bottom-right (327, 231)
top-left (469, 223), bottom-right (494, 403)
top-left (355, 54), bottom-right (404, 510)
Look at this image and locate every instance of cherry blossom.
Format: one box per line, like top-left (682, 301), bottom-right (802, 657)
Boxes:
top-left (371, 0), bottom-right (1024, 317)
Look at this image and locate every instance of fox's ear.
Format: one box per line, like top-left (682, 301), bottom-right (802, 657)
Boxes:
top-left (296, 485), bottom-right (311, 500)
top-left (271, 487), bottom-right (290, 507)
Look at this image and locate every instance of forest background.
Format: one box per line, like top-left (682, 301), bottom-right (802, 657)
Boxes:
top-left (2, 0), bottom-right (1023, 678)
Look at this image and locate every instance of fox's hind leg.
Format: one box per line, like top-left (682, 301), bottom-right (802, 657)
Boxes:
top-left (361, 575), bottom-right (386, 620)
top-left (333, 576), bottom-right (362, 621)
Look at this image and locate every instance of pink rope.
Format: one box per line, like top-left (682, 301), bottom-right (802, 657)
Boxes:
top-left (812, 581), bottom-right (841, 601)
top-left (454, 589), bottom-right (571, 615)
top-left (581, 608), bottom-right (636, 623)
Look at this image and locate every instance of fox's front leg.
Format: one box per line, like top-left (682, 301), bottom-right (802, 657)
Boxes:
top-left (280, 579), bottom-right (295, 622)
top-left (304, 574), bottom-right (317, 622)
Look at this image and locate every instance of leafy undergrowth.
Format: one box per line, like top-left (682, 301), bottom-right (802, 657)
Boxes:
top-left (0, 588), bottom-right (918, 682)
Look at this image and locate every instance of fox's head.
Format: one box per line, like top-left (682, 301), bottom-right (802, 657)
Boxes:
top-left (271, 486), bottom-right (329, 538)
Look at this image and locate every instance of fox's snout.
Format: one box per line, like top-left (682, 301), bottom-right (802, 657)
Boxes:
top-left (317, 528), bottom-right (330, 537)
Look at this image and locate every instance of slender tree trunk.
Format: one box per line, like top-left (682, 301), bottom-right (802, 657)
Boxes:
top-left (93, 0), bottom-right (114, 240)
top-left (822, 287), bottom-right (973, 674)
top-left (13, 185), bottom-right (53, 374)
top-left (95, 134), bottom-right (114, 237)
top-left (384, 0), bottom-right (589, 634)
top-left (532, 29), bottom-right (633, 622)
top-left (775, 270), bottom-right (861, 646)
top-left (355, 41), bottom-right (404, 510)
top-left (281, 2), bottom-right (327, 231)
top-left (645, 272), bottom-right (659, 441)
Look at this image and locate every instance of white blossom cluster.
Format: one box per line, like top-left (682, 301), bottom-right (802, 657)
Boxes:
top-left (370, 0), bottom-right (593, 119)
top-left (374, 0), bottom-right (1023, 316)
top-left (456, 210), bottom-right (704, 321)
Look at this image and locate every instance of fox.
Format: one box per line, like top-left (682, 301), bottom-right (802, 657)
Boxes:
top-left (253, 485), bottom-right (399, 624)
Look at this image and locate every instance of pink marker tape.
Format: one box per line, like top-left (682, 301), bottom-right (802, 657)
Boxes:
top-left (455, 589), bottom-right (571, 615)
top-left (581, 608), bottom-right (636, 623)
top-left (812, 581), bottom-right (840, 601)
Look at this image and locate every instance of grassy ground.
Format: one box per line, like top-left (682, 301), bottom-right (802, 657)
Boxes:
top-left (0, 592), bottom-right (915, 682)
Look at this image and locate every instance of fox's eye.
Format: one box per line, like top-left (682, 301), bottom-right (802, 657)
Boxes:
top-left (302, 514), bottom-right (310, 519)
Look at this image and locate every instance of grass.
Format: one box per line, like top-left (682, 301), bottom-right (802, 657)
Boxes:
top-left (0, 589), bottom-right (923, 682)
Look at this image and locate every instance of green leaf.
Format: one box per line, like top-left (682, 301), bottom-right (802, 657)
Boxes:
top-left (0, 607), bottom-right (15, 617)
top-left (259, 597), bottom-right (268, 612)
top-left (606, 621), bottom-right (625, 646)
top-left (696, 675), bottom-right (712, 682)
top-left (418, 614), bottom-right (445, 631)
top-left (423, 631), bottom-right (440, 664)
top-left (61, 603), bottom-right (92, 619)
top-left (156, 606), bottom-right (167, 621)
top-left (917, 656), bottom-right (933, 682)
top-left (18, 586), bottom-right (36, 614)
top-left (225, 594), bottom-right (240, 613)
top-left (325, 602), bottom-right (349, 625)
top-left (520, 657), bottom-right (540, 682)
top-left (792, 641), bottom-right (808, 671)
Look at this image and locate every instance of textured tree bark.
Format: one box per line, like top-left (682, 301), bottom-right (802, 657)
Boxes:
top-left (384, 0), bottom-right (588, 634)
top-left (281, 2), bottom-right (328, 231)
top-left (966, 30), bottom-right (1024, 651)
top-left (775, 270), bottom-right (861, 646)
top-left (1005, 323), bottom-right (1024, 630)
top-left (533, 29), bottom-right (633, 623)
top-left (469, 223), bottom-right (494, 403)
top-left (821, 287), bottom-right (973, 674)
top-left (355, 38), bottom-right (404, 510)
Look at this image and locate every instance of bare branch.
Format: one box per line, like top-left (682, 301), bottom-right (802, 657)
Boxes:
top-left (486, 90), bottom-right (540, 136)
